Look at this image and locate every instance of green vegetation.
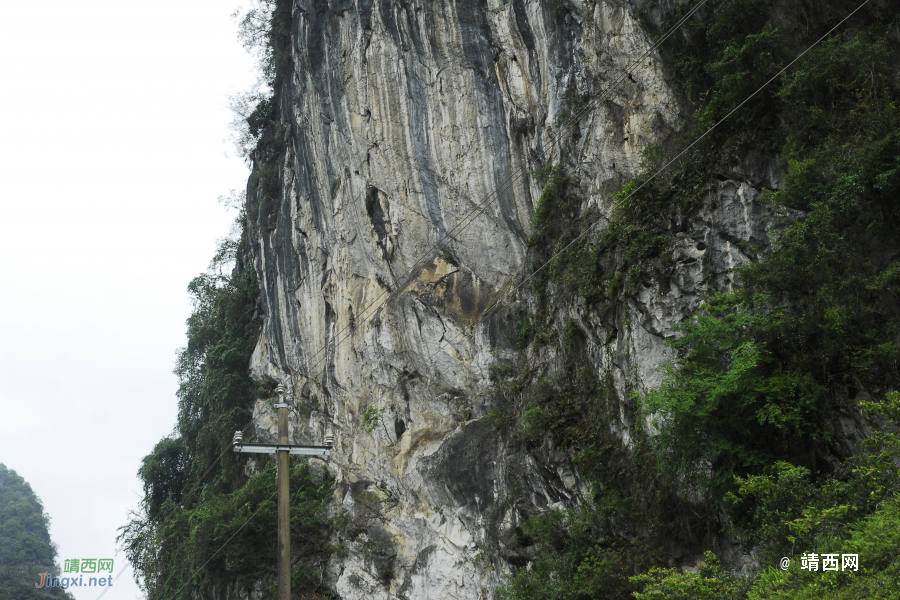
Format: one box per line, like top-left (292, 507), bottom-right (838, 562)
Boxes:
top-left (527, 164), bottom-right (607, 307)
top-left (363, 405), bottom-right (387, 434)
top-left (234, 0), bottom-right (292, 87)
top-left (747, 498), bottom-right (900, 599)
top-left (727, 393), bottom-right (900, 560)
top-left (645, 15), bottom-right (900, 496)
top-left (117, 0), bottom-right (900, 597)
top-left (120, 227), bottom-right (340, 600)
top-left (630, 393), bottom-right (900, 599)
top-left (232, 0), bottom-right (292, 230)
top-left (228, 0), bottom-right (292, 159)
top-left (644, 293), bottom-right (830, 497)
top-left (497, 1), bottom-right (900, 598)
top-left (491, 315), bottom-right (678, 598)
top-left (0, 464), bottom-right (73, 599)
top-left (122, 458), bottom-right (337, 600)
top-left (497, 506), bottom-right (650, 600)
top-left (630, 551), bottom-right (750, 600)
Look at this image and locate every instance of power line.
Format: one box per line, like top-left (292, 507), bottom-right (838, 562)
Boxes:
top-left (301, 0), bottom-right (708, 377)
top-left (93, 563), bottom-right (130, 600)
top-left (132, 398), bottom-right (315, 598)
top-left (505, 0), bottom-right (872, 303)
top-left (124, 400), bottom-right (268, 547)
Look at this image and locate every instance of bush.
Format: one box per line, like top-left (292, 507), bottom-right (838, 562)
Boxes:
top-left (642, 15), bottom-right (900, 500)
top-left (228, 0), bottom-right (292, 159)
top-left (631, 551), bottom-right (750, 600)
top-left (644, 293), bottom-right (829, 497)
top-left (747, 496), bottom-right (900, 599)
top-left (496, 507), bottom-right (646, 600)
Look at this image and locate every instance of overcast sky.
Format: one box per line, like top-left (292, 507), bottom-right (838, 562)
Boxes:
top-left (0, 1), bottom-right (258, 598)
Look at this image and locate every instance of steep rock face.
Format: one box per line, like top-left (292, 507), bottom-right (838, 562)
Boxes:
top-left (244, 1), bottom-right (782, 597)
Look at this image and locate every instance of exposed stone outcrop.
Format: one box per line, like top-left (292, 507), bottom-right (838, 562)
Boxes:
top-left (244, 1), bottom-right (786, 597)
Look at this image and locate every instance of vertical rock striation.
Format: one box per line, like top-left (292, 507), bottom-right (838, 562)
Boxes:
top-left (244, 1), bottom-right (784, 597)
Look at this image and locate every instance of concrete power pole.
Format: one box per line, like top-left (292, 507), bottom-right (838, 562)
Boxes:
top-left (276, 395), bottom-right (291, 600)
top-left (232, 384), bottom-right (332, 600)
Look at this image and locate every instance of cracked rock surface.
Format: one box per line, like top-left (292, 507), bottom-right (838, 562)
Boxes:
top-left (244, 1), bottom-right (786, 597)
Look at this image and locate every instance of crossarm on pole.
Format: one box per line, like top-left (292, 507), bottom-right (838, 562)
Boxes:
top-left (234, 444), bottom-right (331, 457)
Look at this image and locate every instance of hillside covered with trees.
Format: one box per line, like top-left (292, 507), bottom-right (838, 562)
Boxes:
top-left (0, 464), bottom-right (72, 600)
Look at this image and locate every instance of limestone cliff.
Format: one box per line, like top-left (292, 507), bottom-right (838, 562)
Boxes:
top-left (243, 1), bottom-right (786, 597)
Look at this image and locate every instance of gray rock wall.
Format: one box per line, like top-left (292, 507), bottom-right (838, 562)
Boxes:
top-left (243, 1), bottom-right (783, 597)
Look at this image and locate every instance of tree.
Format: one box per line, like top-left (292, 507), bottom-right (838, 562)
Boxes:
top-left (0, 464), bottom-right (73, 599)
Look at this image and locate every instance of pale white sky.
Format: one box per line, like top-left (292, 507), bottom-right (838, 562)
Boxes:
top-left (0, 1), bottom-right (259, 598)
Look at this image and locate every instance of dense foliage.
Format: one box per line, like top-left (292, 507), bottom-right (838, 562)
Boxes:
top-left (119, 231), bottom-right (339, 600)
top-left (498, 1), bottom-right (900, 598)
top-left (0, 464), bottom-right (73, 599)
top-left (646, 12), bottom-right (900, 499)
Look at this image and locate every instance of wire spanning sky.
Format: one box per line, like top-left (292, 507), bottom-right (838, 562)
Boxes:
top-left (0, 1), bottom-right (257, 598)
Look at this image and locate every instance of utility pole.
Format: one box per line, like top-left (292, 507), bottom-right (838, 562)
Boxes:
top-left (233, 384), bottom-right (333, 600)
top-left (276, 392), bottom-right (291, 600)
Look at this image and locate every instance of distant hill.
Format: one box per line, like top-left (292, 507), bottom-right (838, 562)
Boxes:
top-left (0, 464), bottom-right (73, 599)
